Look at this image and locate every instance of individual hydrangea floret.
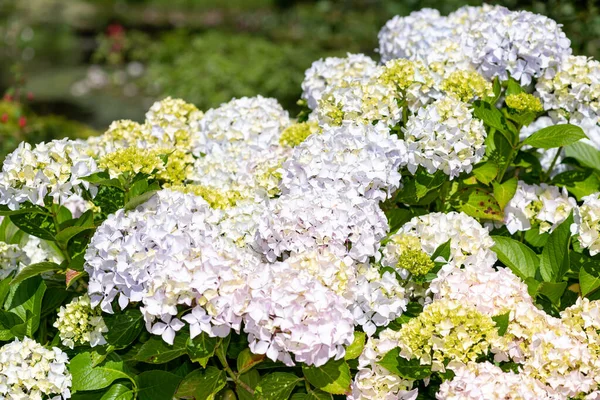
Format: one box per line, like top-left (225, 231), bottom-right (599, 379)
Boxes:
top-left (403, 96), bottom-right (487, 179)
top-left (573, 192), bottom-right (600, 255)
top-left (302, 53), bottom-right (379, 110)
top-left (504, 181), bottom-right (576, 234)
top-left (53, 294), bottom-right (108, 349)
top-left (255, 187), bottom-right (388, 263)
top-left (440, 70), bottom-right (493, 102)
top-left (0, 138), bottom-right (98, 209)
top-left (194, 96), bottom-right (290, 154)
top-left (280, 122), bottom-right (407, 201)
top-left (505, 92), bottom-right (544, 113)
top-left (244, 261), bottom-right (354, 367)
top-left (0, 337), bottom-right (72, 399)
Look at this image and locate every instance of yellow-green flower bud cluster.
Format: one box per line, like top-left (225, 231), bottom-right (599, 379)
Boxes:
top-left (170, 184), bottom-right (243, 209)
top-left (53, 295), bottom-right (107, 349)
top-left (397, 299), bottom-right (499, 371)
top-left (385, 234), bottom-right (434, 276)
top-left (440, 70), bottom-right (493, 102)
top-left (505, 93), bottom-right (544, 113)
top-left (279, 121), bottom-right (320, 148)
top-left (99, 147), bottom-right (165, 179)
top-left (379, 59), bottom-right (434, 92)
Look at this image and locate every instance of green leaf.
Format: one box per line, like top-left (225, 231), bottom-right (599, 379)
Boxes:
top-left (187, 332), bottom-right (219, 368)
top-left (414, 170), bottom-right (446, 200)
top-left (3, 276), bottom-right (46, 337)
top-left (378, 348), bottom-right (432, 380)
top-left (537, 281), bottom-right (567, 304)
top-left (473, 100), bottom-right (517, 144)
top-left (82, 173), bottom-right (124, 190)
top-left (100, 383), bottom-right (134, 400)
top-left (0, 203), bottom-right (49, 217)
top-left (539, 213), bottom-right (573, 282)
top-left (580, 262), bottom-right (600, 297)
top-left (55, 226), bottom-right (96, 245)
top-left (486, 129), bottom-right (514, 173)
top-left (124, 190), bottom-right (158, 211)
top-left (135, 370), bottom-right (182, 400)
top-left (430, 239), bottom-right (452, 263)
top-left (492, 177), bottom-right (518, 209)
top-left (492, 312), bottom-right (510, 336)
top-left (10, 212), bottom-right (56, 241)
top-left (454, 187), bottom-right (503, 221)
top-left (11, 262), bottom-right (60, 285)
top-left (565, 141), bottom-right (600, 172)
top-left (237, 370), bottom-right (261, 400)
top-left (345, 332), bottom-right (366, 360)
top-left (291, 390), bottom-right (333, 400)
top-left (103, 309), bottom-right (144, 349)
top-left (236, 348), bottom-right (265, 374)
top-left (552, 170), bottom-right (600, 200)
top-left (524, 229), bottom-right (549, 248)
top-left (254, 372), bottom-right (302, 400)
top-left (472, 162), bottom-right (498, 185)
top-left (302, 358), bottom-right (351, 395)
top-left (70, 352), bottom-right (133, 392)
top-left (505, 78), bottom-right (524, 96)
top-left (491, 236), bottom-right (539, 280)
top-left (176, 367), bottom-right (226, 399)
top-left (135, 334), bottom-right (187, 364)
top-left (522, 124), bottom-right (586, 149)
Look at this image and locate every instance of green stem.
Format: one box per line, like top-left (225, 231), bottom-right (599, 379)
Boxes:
top-left (541, 146), bottom-right (563, 183)
top-left (50, 205), bottom-right (71, 264)
top-left (216, 342), bottom-right (254, 395)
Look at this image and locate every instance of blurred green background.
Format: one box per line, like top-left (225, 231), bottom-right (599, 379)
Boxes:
top-left (0, 0), bottom-right (598, 160)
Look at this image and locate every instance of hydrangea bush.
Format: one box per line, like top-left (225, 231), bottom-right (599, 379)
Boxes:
top-left (1, 3), bottom-right (600, 399)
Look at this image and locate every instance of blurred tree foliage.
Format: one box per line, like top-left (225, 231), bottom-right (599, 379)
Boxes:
top-left (0, 0), bottom-right (598, 138)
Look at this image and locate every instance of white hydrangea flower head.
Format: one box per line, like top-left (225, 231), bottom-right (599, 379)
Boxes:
top-left (53, 295), bottom-right (108, 349)
top-left (301, 53), bottom-right (379, 110)
top-left (144, 97), bottom-right (202, 152)
top-left (255, 187), bottom-right (388, 263)
top-left (573, 193), bottom-right (600, 256)
top-left (536, 55), bottom-right (600, 119)
top-left (504, 181), bottom-right (576, 234)
top-left (86, 189), bottom-right (260, 343)
top-left (0, 139), bottom-right (98, 209)
top-left (0, 337), bottom-right (72, 399)
top-left (194, 96), bottom-right (290, 154)
top-left (377, 8), bottom-right (452, 62)
top-left (430, 264), bottom-right (534, 316)
top-left (460, 8), bottom-right (572, 85)
top-left (22, 235), bottom-right (62, 265)
top-left (350, 264), bottom-right (407, 336)
top-left (244, 261), bottom-right (354, 367)
top-left (280, 122), bottom-right (407, 201)
top-left (350, 329), bottom-right (417, 400)
top-left (0, 241), bottom-right (29, 279)
top-left (315, 76), bottom-right (402, 127)
top-left (437, 362), bottom-right (560, 399)
top-left (393, 212), bottom-right (497, 272)
top-left (403, 96), bottom-right (487, 179)
top-left (218, 199), bottom-right (268, 248)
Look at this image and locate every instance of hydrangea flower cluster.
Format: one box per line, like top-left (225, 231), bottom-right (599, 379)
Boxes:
top-left (573, 193), bottom-right (600, 255)
top-left (403, 96), bottom-right (487, 179)
top-left (0, 337), bottom-right (72, 399)
top-left (504, 181), bottom-right (577, 234)
top-left (0, 139), bottom-right (98, 209)
top-left (54, 295), bottom-right (108, 349)
top-left (0, 240), bottom-right (29, 279)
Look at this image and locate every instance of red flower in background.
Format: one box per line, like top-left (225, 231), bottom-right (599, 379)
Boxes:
top-left (18, 116), bottom-right (26, 128)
